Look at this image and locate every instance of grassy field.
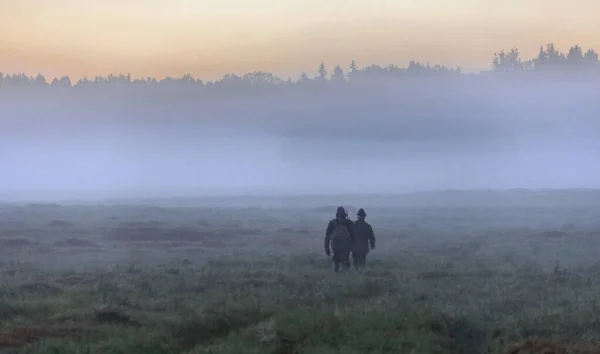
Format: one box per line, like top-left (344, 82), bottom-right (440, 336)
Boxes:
top-left (2, 190), bottom-right (600, 353)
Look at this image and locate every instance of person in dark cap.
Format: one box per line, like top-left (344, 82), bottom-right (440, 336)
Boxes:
top-left (324, 206), bottom-right (355, 273)
top-left (351, 208), bottom-right (375, 271)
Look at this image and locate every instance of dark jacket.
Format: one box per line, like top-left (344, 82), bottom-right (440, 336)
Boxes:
top-left (325, 218), bottom-right (355, 251)
top-left (352, 220), bottom-right (375, 254)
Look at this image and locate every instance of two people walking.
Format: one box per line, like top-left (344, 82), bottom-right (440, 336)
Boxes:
top-left (324, 206), bottom-right (375, 273)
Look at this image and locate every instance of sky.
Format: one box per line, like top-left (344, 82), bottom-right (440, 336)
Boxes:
top-left (1, 0), bottom-right (600, 81)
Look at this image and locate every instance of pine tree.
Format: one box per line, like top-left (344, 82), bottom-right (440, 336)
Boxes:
top-left (317, 62), bottom-right (327, 80)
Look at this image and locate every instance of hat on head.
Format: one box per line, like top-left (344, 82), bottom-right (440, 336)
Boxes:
top-left (357, 208), bottom-right (366, 216)
top-left (336, 206), bottom-right (346, 216)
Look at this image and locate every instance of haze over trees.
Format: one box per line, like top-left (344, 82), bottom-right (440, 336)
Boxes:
top-left (1, 43), bottom-right (600, 199)
top-left (2, 43), bottom-right (599, 92)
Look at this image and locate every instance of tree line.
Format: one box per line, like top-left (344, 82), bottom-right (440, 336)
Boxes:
top-left (1, 43), bottom-right (599, 92)
top-left (492, 43), bottom-right (599, 73)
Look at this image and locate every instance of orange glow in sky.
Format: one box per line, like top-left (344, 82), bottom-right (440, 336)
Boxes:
top-left (1, 0), bottom-right (599, 80)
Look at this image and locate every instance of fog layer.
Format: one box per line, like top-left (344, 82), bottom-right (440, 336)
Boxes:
top-left (2, 65), bottom-right (600, 200)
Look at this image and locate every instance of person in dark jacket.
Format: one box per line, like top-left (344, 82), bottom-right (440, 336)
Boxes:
top-left (351, 208), bottom-right (375, 271)
top-left (325, 206), bottom-right (355, 273)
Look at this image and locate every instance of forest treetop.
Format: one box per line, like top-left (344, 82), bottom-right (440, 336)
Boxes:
top-left (0, 43), bottom-right (598, 92)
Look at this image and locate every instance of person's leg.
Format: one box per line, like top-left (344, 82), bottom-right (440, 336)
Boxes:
top-left (332, 250), bottom-right (341, 273)
top-left (351, 252), bottom-right (359, 269)
top-left (353, 252), bottom-right (365, 270)
top-left (341, 249), bottom-right (351, 271)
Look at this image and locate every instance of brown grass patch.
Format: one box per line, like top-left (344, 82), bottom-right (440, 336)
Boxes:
top-left (24, 203), bottom-right (63, 210)
top-left (119, 220), bottom-right (166, 228)
top-left (222, 221), bottom-right (243, 228)
top-left (219, 228), bottom-right (262, 235)
top-left (54, 238), bottom-right (97, 247)
top-left (201, 240), bottom-right (228, 248)
top-left (504, 339), bottom-right (600, 354)
top-left (195, 220), bottom-right (212, 227)
top-left (93, 306), bottom-right (138, 326)
top-left (54, 276), bottom-right (86, 286)
top-left (18, 282), bottom-right (63, 296)
top-left (0, 238), bottom-right (32, 247)
top-left (531, 230), bottom-right (569, 239)
top-left (0, 326), bottom-right (85, 348)
top-left (48, 220), bottom-right (74, 228)
top-left (0, 221), bottom-right (27, 228)
top-left (105, 226), bottom-right (237, 242)
top-left (276, 228), bottom-right (310, 235)
top-left (276, 228), bottom-right (294, 234)
top-left (54, 272), bottom-right (112, 287)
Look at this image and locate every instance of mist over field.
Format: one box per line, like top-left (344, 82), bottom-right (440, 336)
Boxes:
top-left (6, 43), bottom-right (600, 353)
top-left (2, 45), bottom-right (600, 200)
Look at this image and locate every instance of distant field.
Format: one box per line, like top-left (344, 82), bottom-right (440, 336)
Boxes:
top-left (1, 190), bottom-right (600, 353)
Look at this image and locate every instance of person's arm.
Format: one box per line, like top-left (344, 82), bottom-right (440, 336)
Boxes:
top-left (368, 224), bottom-right (375, 249)
top-left (324, 220), bottom-right (333, 254)
top-left (348, 220), bottom-right (356, 245)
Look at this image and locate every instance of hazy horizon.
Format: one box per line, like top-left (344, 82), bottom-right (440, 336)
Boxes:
top-left (3, 70), bottom-right (600, 200)
top-left (2, 0), bottom-right (600, 80)
top-left (3, 3), bottom-right (600, 202)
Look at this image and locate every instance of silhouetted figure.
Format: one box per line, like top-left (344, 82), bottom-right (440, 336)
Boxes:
top-left (351, 208), bottom-right (375, 271)
top-left (325, 206), bottom-right (355, 273)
